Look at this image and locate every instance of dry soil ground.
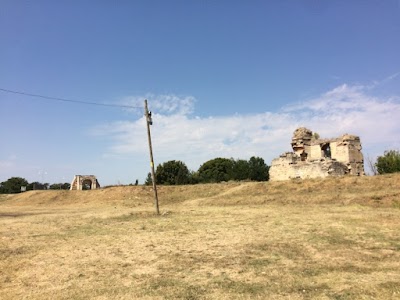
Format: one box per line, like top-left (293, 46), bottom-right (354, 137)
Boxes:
top-left (1, 174), bottom-right (400, 299)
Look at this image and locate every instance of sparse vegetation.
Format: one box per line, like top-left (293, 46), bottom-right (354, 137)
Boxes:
top-left (0, 174), bottom-right (400, 299)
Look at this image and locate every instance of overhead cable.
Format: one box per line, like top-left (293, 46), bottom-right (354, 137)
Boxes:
top-left (0, 87), bottom-right (142, 109)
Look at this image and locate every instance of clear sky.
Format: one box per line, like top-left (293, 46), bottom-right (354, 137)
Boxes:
top-left (1, 0), bottom-right (400, 185)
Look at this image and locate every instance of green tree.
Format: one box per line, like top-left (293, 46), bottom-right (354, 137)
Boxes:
top-left (375, 150), bottom-right (400, 174)
top-left (189, 170), bottom-right (200, 184)
top-left (198, 158), bottom-right (234, 183)
top-left (27, 182), bottom-right (49, 190)
top-left (312, 132), bottom-right (320, 140)
top-left (0, 177), bottom-right (28, 194)
top-left (49, 183), bottom-right (71, 190)
top-left (155, 160), bottom-right (191, 185)
top-left (248, 156), bottom-right (269, 181)
top-left (232, 159), bottom-right (250, 181)
top-left (145, 172), bottom-right (153, 185)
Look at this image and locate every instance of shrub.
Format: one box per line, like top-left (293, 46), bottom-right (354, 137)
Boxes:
top-left (375, 150), bottom-right (400, 174)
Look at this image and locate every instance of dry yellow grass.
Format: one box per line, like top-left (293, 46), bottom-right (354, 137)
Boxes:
top-left (1, 174), bottom-right (400, 299)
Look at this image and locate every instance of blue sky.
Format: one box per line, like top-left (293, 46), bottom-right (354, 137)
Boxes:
top-left (1, 1), bottom-right (400, 185)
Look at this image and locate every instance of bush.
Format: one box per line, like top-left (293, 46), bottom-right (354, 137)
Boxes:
top-left (376, 150), bottom-right (400, 174)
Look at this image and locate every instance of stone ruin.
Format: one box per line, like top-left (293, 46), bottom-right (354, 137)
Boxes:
top-left (269, 127), bottom-right (365, 181)
top-left (70, 175), bottom-right (100, 190)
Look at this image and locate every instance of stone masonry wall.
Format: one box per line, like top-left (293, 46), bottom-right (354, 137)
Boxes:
top-left (269, 128), bottom-right (365, 181)
top-left (269, 153), bottom-right (349, 181)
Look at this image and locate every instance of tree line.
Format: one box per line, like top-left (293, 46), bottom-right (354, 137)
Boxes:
top-left (145, 156), bottom-right (270, 185)
top-left (1, 150), bottom-right (399, 193)
top-left (147, 150), bottom-right (400, 185)
top-left (0, 177), bottom-right (70, 194)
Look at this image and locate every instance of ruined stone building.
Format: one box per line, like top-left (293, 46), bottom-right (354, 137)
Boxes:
top-left (70, 175), bottom-right (101, 190)
top-left (269, 127), bottom-right (365, 181)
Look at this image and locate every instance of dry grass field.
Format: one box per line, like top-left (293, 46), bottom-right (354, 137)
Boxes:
top-left (1, 174), bottom-right (400, 299)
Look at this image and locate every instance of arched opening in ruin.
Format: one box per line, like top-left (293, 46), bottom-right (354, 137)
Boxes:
top-left (82, 179), bottom-right (92, 190)
top-left (70, 175), bottom-right (100, 190)
top-left (300, 152), bottom-right (308, 161)
top-left (321, 143), bottom-right (331, 159)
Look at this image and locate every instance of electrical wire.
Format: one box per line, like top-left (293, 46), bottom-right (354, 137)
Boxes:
top-left (0, 87), bottom-right (143, 109)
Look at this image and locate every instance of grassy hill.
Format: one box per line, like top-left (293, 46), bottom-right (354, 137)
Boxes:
top-left (1, 174), bottom-right (400, 299)
top-left (2, 173), bottom-right (399, 208)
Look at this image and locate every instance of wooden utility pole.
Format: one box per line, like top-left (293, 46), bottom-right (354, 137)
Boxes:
top-left (144, 99), bottom-right (160, 215)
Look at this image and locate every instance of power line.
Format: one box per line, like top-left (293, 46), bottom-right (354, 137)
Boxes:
top-left (0, 87), bottom-right (142, 109)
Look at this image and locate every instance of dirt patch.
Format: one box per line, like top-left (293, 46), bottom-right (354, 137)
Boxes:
top-left (0, 211), bottom-right (53, 218)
